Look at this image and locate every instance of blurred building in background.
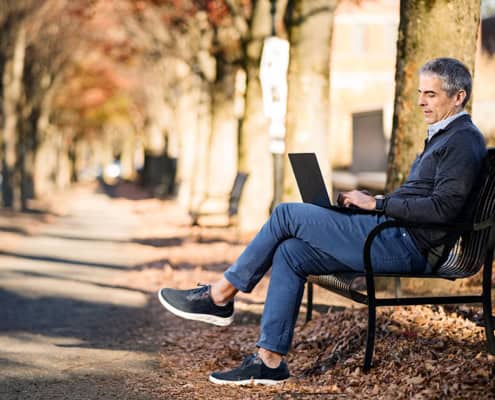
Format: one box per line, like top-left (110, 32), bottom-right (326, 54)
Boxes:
top-left (329, 0), bottom-right (397, 169)
top-left (328, 0), bottom-right (495, 194)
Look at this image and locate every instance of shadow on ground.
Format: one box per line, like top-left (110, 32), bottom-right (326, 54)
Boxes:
top-left (0, 375), bottom-right (156, 400)
top-left (0, 287), bottom-right (154, 352)
top-left (0, 250), bottom-right (131, 271)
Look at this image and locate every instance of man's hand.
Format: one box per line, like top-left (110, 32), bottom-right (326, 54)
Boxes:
top-left (337, 190), bottom-right (377, 210)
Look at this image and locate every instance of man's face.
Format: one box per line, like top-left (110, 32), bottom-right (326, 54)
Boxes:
top-left (417, 73), bottom-right (465, 124)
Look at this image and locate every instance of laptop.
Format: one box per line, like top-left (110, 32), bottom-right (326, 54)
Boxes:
top-left (288, 153), bottom-right (333, 208)
top-left (288, 152), bottom-right (374, 214)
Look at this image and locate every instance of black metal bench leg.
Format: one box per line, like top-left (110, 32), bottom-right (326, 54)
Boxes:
top-left (306, 282), bottom-right (314, 323)
top-left (363, 301), bottom-right (376, 372)
top-left (483, 304), bottom-right (495, 355)
top-left (363, 273), bottom-right (377, 372)
top-left (482, 256), bottom-right (495, 354)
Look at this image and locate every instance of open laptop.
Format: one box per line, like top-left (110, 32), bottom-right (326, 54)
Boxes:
top-left (288, 153), bottom-right (333, 208)
top-left (289, 152), bottom-right (373, 213)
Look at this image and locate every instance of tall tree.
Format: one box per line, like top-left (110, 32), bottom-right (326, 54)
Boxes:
top-left (196, 1), bottom-right (250, 215)
top-left (282, 0), bottom-right (338, 201)
top-left (0, 0), bottom-right (95, 209)
top-left (386, 0), bottom-right (481, 191)
top-left (0, 0), bottom-right (40, 209)
top-left (387, 0), bottom-right (481, 294)
top-left (22, 1), bottom-right (91, 203)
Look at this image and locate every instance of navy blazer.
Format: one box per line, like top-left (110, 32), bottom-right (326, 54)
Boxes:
top-left (377, 114), bottom-right (487, 257)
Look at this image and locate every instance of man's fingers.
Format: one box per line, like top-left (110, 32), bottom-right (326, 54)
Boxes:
top-left (341, 195), bottom-right (354, 207)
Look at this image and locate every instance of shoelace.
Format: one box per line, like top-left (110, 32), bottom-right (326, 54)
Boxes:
top-left (241, 353), bottom-right (263, 367)
top-left (195, 283), bottom-right (208, 290)
top-left (186, 283), bottom-right (210, 301)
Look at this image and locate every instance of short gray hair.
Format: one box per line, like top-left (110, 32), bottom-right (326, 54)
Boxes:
top-left (420, 57), bottom-right (472, 107)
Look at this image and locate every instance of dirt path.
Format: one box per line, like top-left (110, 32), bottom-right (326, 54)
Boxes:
top-left (0, 185), bottom-right (165, 399)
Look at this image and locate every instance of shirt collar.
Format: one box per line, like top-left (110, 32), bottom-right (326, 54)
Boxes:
top-left (427, 110), bottom-right (468, 141)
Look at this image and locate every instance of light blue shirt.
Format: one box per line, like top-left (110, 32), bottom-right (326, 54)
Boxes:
top-left (427, 110), bottom-right (468, 141)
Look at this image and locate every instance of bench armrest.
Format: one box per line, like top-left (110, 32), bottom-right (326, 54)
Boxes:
top-left (473, 215), bottom-right (495, 231)
top-left (362, 216), bottom-right (495, 276)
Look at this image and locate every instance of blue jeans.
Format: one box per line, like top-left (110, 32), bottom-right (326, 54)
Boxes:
top-left (224, 203), bottom-right (429, 355)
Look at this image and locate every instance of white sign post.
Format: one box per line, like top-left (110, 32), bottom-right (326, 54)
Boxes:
top-left (260, 36), bottom-right (290, 154)
top-left (259, 36), bottom-right (290, 209)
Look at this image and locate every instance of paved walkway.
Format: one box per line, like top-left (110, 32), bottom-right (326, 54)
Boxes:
top-left (0, 187), bottom-right (161, 399)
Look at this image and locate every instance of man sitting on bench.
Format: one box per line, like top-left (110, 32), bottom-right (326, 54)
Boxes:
top-left (158, 57), bottom-right (486, 385)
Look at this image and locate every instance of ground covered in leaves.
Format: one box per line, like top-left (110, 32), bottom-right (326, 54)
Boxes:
top-left (110, 187), bottom-right (495, 400)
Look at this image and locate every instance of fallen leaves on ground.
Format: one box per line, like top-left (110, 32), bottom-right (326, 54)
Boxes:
top-left (110, 194), bottom-right (495, 400)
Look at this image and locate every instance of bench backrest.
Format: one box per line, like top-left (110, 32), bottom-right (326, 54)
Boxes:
top-left (227, 172), bottom-right (249, 218)
top-left (438, 147), bottom-right (495, 277)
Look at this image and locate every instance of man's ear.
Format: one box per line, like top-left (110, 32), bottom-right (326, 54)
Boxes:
top-left (456, 90), bottom-right (467, 106)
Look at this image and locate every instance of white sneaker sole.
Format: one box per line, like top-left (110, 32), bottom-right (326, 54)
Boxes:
top-left (157, 289), bottom-right (234, 327)
top-left (208, 375), bottom-right (287, 385)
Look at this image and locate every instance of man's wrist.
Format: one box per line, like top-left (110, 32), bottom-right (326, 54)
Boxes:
top-left (374, 195), bottom-right (385, 212)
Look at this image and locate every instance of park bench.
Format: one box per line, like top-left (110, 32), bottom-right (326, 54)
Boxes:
top-left (190, 172), bottom-right (248, 227)
top-left (305, 147), bottom-right (495, 372)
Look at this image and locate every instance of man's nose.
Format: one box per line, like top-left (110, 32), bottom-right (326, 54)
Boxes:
top-left (417, 94), bottom-right (426, 106)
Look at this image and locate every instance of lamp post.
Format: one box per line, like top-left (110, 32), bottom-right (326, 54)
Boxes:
top-left (259, 1), bottom-right (289, 212)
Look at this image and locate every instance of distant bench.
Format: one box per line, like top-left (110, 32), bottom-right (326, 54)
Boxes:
top-left (190, 172), bottom-right (248, 227)
top-left (306, 148), bottom-right (495, 372)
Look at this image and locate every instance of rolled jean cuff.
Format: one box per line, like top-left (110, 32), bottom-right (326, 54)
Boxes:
top-left (223, 270), bottom-right (252, 293)
top-left (256, 339), bottom-right (289, 356)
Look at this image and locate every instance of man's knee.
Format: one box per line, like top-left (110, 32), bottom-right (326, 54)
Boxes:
top-left (271, 202), bottom-right (290, 216)
top-left (269, 203), bottom-right (293, 229)
top-left (273, 238), bottom-right (308, 277)
top-left (271, 202), bottom-right (308, 222)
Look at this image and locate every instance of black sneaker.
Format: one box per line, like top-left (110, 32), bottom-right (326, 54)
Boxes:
top-left (158, 285), bottom-right (234, 326)
top-left (209, 353), bottom-right (290, 385)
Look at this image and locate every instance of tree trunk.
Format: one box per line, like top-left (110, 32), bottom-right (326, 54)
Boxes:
top-left (34, 126), bottom-right (56, 197)
top-left (189, 79), bottom-right (213, 211)
top-left (388, 0), bottom-right (481, 294)
top-left (19, 105), bottom-right (39, 210)
top-left (119, 125), bottom-right (137, 181)
top-left (141, 93), bottom-right (167, 191)
top-left (68, 137), bottom-right (78, 183)
top-left (207, 63), bottom-right (238, 198)
top-left (386, 0), bottom-right (481, 192)
top-left (190, 63), bottom-right (239, 222)
top-left (142, 82), bottom-right (168, 156)
top-left (176, 72), bottom-right (202, 209)
top-left (283, 0), bottom-right (338, 202)
top-left (237, 0), bottom-right (274, 232)
top-left (33, 84), bottom-right (57, 198)
top-left (54, 130), bottom-right (72, 190)
top-left (1, 23), bottom-right (26, 209)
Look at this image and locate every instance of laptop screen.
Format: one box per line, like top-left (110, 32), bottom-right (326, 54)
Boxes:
top-left (288, 153), bottom-right (332, 208)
